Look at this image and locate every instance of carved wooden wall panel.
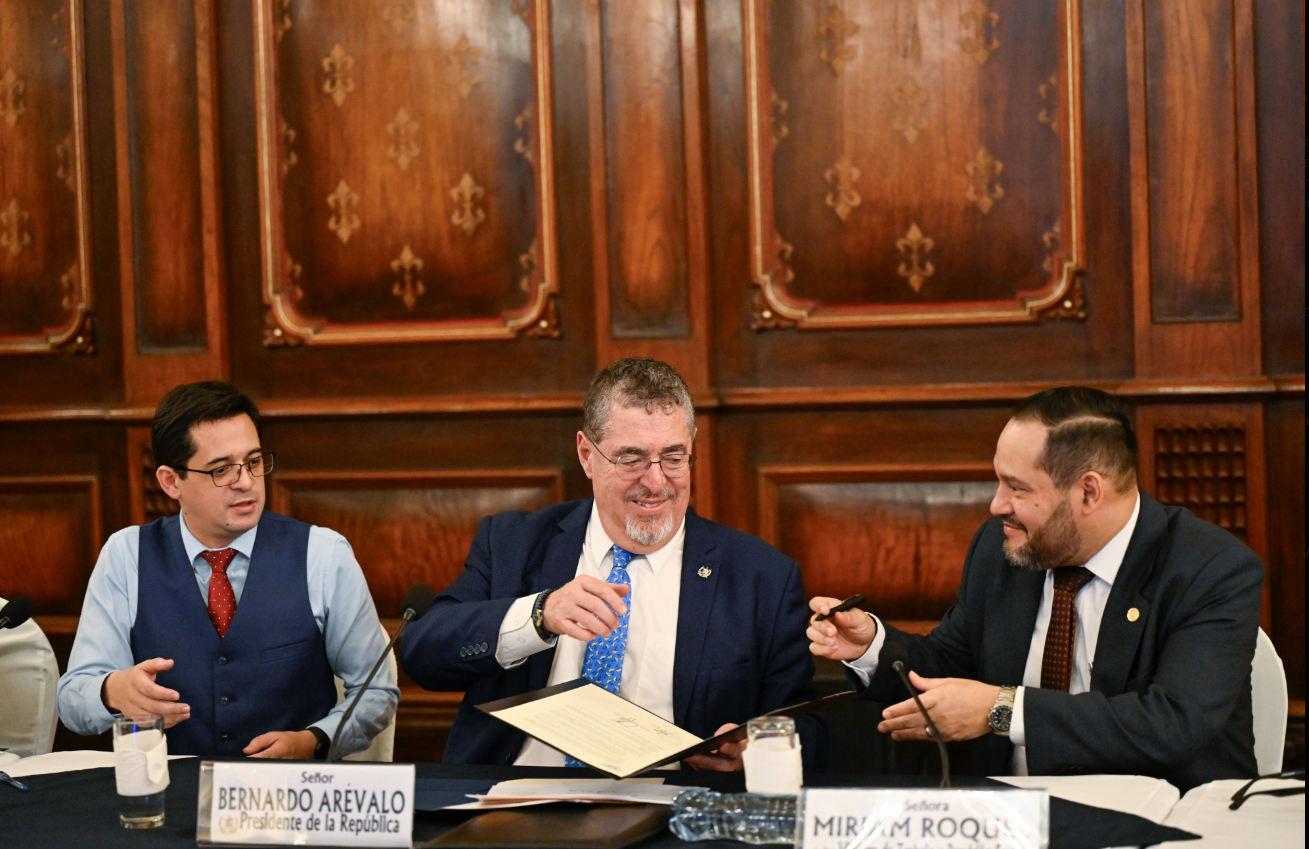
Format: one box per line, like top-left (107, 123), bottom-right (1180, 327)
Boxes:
top-left (270, 469), bottom-right (563, 615)
top-left (255, 0), bottom-right (560, 345)
top-left (0, 475), bottom-right (101, 614)
top-left (745, 0), bottom-right (1084, 329)
top-left (759, 465), bottom-right (995, 623)
top-left (111, 0), bottom-right (226, 403)
top-left (0, 0), bottom-right (93, 355)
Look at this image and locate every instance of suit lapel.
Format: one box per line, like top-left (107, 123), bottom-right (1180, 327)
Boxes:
top-left (1091, 493), bottom-right (1165, 694)
top-left (672, 510), bottom-right (719, 726)
top-left (990, 565), bottom-right (1046, 685)
top-left (527, 500), bottom-right (592, 691)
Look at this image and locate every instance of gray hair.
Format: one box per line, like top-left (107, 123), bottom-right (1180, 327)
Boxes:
top-left (582, 358), bottom-right (695, 445)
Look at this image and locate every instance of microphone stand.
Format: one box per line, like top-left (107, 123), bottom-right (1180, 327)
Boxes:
top-left (326, 608), bottom-right (416, 763)
top-left (892, 660), bottom-right (951, 788)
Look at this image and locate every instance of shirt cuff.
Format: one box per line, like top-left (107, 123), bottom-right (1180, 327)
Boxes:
top-left (840, 613), bottom-right (887, 687)
top-left (496, 593), bottom-right (556, 668)
top-left (1009, 686), bottom-right (1026, 747)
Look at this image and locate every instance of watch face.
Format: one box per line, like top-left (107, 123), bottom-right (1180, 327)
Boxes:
top-left (990, 705), bottom-right (1012, 731)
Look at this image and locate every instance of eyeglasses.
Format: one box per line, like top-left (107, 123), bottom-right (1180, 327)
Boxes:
top-left (176, 453), bottom-right (276, 487)
top-left (587, 438), bottom-right (694, 481)
top-left (1228, 769), bottom-right (1305, 810)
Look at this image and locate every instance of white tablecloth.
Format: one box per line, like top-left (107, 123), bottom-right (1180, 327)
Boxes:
top-left (1157, 778), bottom-right (1305, 849)
top-left (2, 749), bottom-right (187, 778)
top-left (994, 773), bottom-right (1181, 823)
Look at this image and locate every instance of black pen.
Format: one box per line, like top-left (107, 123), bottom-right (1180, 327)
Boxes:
top-left (0, 771), bottom-right (28, 792)
top-left (813, 594), bottom-right (867, 622)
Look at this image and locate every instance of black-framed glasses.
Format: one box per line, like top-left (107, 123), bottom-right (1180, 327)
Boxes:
top-left (1229, 769), bottom-right (1305, 810)
top-left (176, 453), bottom-right (276, 487)
top-left (587, 437), bottom-right (694, 481)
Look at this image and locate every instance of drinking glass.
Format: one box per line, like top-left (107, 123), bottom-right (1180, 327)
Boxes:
top-left (112, 715), bottom-right (169, 828)
top-left (743, 716), bottom-right (803, 795)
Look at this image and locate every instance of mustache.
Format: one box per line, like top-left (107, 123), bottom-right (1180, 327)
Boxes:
top-left (626, 486), bottom-right (675, 501)
top-left (999, 514), bottom-right (1027, 532)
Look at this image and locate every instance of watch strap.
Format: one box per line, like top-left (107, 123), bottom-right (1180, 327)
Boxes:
top-left (531, 590), bottom-right (555, 642)
top-left (307, 726), bottom-right (331, 760)
top-left (989, 685), bottom-right (1017, 736)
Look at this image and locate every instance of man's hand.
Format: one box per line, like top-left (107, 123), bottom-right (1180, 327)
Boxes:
top-left (102, 658), bottom-right (190, 728)
top-left (542, 575), bottom-right (631, 643)
top-left (244, 730), bottom-right (318, 759)
top-left (807, 596), bottom-right (877, 661)
top-left (878, 672), bottom-right (999, 742)
top-left (685, 723), bottom-right (744, 772)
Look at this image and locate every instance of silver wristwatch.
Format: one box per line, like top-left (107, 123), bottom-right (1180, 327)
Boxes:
top-left (988, 686), bottom-right (1017, 736)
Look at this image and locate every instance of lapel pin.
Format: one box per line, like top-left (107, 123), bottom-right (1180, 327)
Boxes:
top-left (697, 566), bottom-right (712, 579)
top-left (1127, 607), bottom-right (1140, 622)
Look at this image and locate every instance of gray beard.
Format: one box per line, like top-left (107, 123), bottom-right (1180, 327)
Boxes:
top-left (625, 512), bottom-right (676, 547)
top-left (1002, 498), bottom-right (1082, 571)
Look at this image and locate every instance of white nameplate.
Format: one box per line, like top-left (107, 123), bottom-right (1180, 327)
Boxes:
top-left (800, 788), bottom-right (1048, 849)
top-left (196, 761), bottom-right (415, 847)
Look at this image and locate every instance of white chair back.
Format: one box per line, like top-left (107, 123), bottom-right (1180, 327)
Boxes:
top-left (1250, 626), bottom-right (1287, 774)
top-left (333, 638), bottom-right (399, 763)
top-left (0, 597), bottom-right (59, 757)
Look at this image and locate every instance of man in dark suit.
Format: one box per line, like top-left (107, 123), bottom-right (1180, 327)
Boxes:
top-left (809, 387), bottom-right (1262, 790)
top-left (399, 358), bottom-right (822, 770)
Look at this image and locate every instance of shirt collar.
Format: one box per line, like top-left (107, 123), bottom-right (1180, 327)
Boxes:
top-left (178, 510), bottom-right (258, 566)
top-left (584, 500), bottom-right (686, 576)
top-left (1080, 492), bottom-right (1141, 586)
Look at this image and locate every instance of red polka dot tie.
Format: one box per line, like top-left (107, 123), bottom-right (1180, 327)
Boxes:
top-left (201, 548), bottom-right (238, 639)
top-left (1040, 566), bottom-right (1096, 692)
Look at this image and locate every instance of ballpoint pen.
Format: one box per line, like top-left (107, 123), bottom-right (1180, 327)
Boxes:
top-left (0, 771), bottom-right (29, 792)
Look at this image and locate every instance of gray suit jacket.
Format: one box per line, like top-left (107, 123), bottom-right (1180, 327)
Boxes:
top-left (853, 492), bottom-right (1263, 791)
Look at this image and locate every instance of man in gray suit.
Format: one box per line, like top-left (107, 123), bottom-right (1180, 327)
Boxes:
top-left (809, 387), bottom-right (1263, 790)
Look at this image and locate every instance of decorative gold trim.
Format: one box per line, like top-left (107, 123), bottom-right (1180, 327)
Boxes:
top-left (321, 43), bottom-right (354, 107)
top-left (275, 0), bottom-right (292, 43)
top-left (381, 1), bottom-right (414, 34)
top-left (823, 154), bottom-right (861, 222)
top-left (56, 134), bottom-right (75, 190)
top-left (386, 108), bottom-right (419, 171)
top-left (895, 223), bottom-right (934, 292)
top-left (769, 89), bottom-right (788, 148)
top-left (254, 0), bottom-right (561, 344)
top-left (390, 245), bottom-right (425, 310)
top-left (818, 4), bottom-right (859, 76)
top-left (1038, 73), bottom-right (1059, 135)
top-left (279, 114), bottom-right (297, 176)
top-left (964, 146), bottom-right (1004, 214)
top-left (0, 68), bottom-right (25, 128)
top-left (1041, 219), bottom-right (1061, 273)
top-left (450, 172), bottom-right (486, 237)
top-left (513, 106), bottom-right (533, 161)
top-left (960, 0), bottom-right (999, 66)
top-left (326, 179), bottom-right (360, 244)
top-left (743, 0), bottom-right (1085, 329)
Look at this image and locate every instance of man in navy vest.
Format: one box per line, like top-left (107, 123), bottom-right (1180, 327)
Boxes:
top-left (398, 358), bottom-right (825, 771)
top-left (58, 382), bottom-right (398, 759)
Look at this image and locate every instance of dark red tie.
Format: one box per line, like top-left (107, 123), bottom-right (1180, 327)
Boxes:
top-left (201, 548), bottom-right (237, 639)
top-left (1040, 566), bottom-right (1096, 692)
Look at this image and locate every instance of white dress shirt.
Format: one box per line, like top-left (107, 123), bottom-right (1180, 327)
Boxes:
top-left (847, 494), bottom-right (1141, 775)
top-left (495, 501), bottom-right (686, 766)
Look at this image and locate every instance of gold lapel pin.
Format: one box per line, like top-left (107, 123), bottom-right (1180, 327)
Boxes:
top-left (1127, 607), bottom-right (1140, 622)
top-left (697, 566), bottom-right (712, 579)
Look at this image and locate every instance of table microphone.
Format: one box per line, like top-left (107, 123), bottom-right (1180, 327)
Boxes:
top-left (881, 641), bottom-right (951, 788)
top-left (0, 596), bottom-right (33, 630)
top-left (326, 584), bottom-right (436, 762)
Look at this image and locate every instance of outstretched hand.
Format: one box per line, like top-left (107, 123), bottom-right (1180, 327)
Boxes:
top-left (245, 730), bottom-right (318, 759)
top-left (806, 596), bottom-right (877, 661)
top-left (102, 657), bottom-right (190, 728)
top-left (685, 723), bottom-right (745, 772)
top-left (878, 671), bottom-right (999, 742)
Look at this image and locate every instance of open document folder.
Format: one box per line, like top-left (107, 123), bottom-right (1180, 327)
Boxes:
top-left (477, 678), bottom-right (852, 778)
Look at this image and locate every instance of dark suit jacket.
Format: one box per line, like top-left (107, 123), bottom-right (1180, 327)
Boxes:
top-left (399, 499), bottom-right (826, 768)
top-left (855, 492), bottom-right (1262, 791)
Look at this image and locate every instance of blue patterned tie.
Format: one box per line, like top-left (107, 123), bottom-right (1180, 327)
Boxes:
top-left (566, 545), bottom-right (633, 767)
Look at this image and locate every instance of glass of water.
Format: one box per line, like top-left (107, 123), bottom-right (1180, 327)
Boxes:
top-left (743, 716), bottom-right (803, 795)
top-left (112, 715), bottom-right (169, 828)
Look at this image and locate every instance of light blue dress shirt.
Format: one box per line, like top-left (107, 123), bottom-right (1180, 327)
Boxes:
top-left (56, 513), bottom-right (399, 757)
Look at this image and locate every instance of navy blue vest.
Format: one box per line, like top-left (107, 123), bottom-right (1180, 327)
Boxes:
top-left (132, 511), bottom-right (337, 757)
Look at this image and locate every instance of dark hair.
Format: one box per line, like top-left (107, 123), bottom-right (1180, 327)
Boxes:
top-left (1010, 387), bottom-right (1138, 493)
top-left (151, 382), bottom-right (262, 476)
top-left (582, 358), bottom-right (694, 445)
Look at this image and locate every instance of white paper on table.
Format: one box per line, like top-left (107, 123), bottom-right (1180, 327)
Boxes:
top-left (477, 778), bottom-right (686, 805)
top-left (114, 729), bottom-right (170, 796)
